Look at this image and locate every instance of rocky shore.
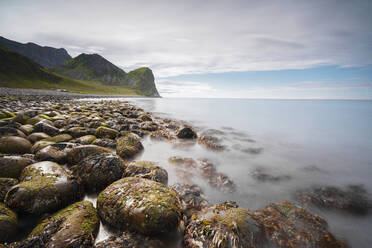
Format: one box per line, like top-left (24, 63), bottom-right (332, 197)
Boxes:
top-left (0, 91), bottom-right (370, 247)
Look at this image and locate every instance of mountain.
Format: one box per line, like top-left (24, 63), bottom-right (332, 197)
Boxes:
top-left (0, 36), bottom-right (71, 68)
top-left (53, 54), bottom-right (160, 96)
top-left (0, 46), bottom-right (138, 95)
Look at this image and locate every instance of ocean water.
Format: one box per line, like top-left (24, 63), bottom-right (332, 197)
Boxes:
top-left (98, 98), bottom-right (372, 247)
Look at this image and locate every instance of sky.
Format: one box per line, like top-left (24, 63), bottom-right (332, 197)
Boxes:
top-left (1, 0), bottom-right (372, 99)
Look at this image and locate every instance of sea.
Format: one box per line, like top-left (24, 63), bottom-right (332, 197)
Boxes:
top-left (91, 98), bottom-right (372, 247)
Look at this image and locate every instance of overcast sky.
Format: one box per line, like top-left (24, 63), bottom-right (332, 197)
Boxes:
top-left (1, 0), bottom-right (371, 99)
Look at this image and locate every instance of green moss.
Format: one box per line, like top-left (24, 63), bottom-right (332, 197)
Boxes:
top-left (43, 134), bottom-right (72, 143)
top-left (38, 114), bottom-right (52, 121)
top-left (0, 203), bottom-right (17, 223)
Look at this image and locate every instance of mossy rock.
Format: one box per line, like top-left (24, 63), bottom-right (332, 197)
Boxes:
top-left (33, 122), bottom-right (59, 136)
top-left (0, 127), bottom-right (26, 138)
top-left (31, 140), bottom-right (55, 154)
top-left (66, 144), bottom-right (111, 165)
top-left (176, 126), bottom-right (197, 139)
top-left (0, 155), bottom-right (35, 178)
top-left (184, 202), bottom-right (264, 248)
top-left (37, 114), bottom-right (53, 121)
top-left (13, 201), bottom-right (99, 247)
top-left (94, 231), bottom-right (166, 248)
top-left (0, 178), bottom-right (18, 202)
top-left (73, 135), bottom-right (97, 145)
top-left (67, 127), bottom-right (95, 138)
top-left (124, 161), bottom-right (168, 185)
top-left (19, 124), bottom-right (34, 135)
top-left (43, 133), bottom-right (72, 143)
top-left (74, 153), bottom-right (126, 193)
top-left (97, 177), bottom-right (183, 235)
top-left (0, 111), bottom-right (15, 120)
top-left (92, 138), bottom-right (116, 148)
top-left (27, 132), bottom-right (51, 143)
top-left (35, 142), bottom-right (78, 164)
top-left (95, 126), bottom-right (118, 139)
top-left (12, 113), bottom-right (30, 125)
top-left (0, 203), bottom-right (18, 242)
top-left (0, 136), bottom-right (32, 154)
top-left (26, 116), bottom-right (43, 125)
top-left (20, 161), bottom-right (70, 181)
top-left (116, 133), bottom-right (143, 159)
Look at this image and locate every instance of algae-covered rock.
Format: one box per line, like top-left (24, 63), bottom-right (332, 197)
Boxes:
top-left (31, 140), bottom-right (55, 153)
top-left (10, 201), bottom-right (99, 248)
top-left (0, 155), bottom-right (35, 178)
top-left (171, 183), bottom-right (208, 216)
top-left (67, 127), bottom-right (95, 138)
top-left (94, 232), bottom-right (166, 248)
top-left (43, 133), bottom-right (72, 143)
top-left (123, 161), bottom-right (168, 185)
top-left (35, 142), bottom-right (78, 163)
top-left (74, 153), bottom-right (125, 192)
top-left (176, 126), bottom-right (197, 139)
top-left (95, 126), bottom-right (118, 139)
top-left (0, 136), bottom-right (32, 154)
top-left (97, 177), bottom-right (183, 235)
top-left (184, 202), bottom-right (265, 248)
top-left (34, 122), bottom-right (59, 136)
top-left (0, 178), bottom-right (18, 202)
top-left (116, 133), bottom-right (143, 159)
top-left (5, 162), bottom-right (82, 215)
top-left (66, 144), bottom-right (111, 165)
top-left (27, 132), bottom-right (51, 143)
top-left (73, 135), bottom-right (97, 145)
top-left (198, 135), bottom-right (225, 151)
top-left (92, 138), bottom-right (116, 148)
top-left (19, 124), bottom-right (34, 135)
top-left (254, 201), bottom-right (347, 248)
top-left (0, 203), bottom-right (18, 242)
top-left (0, 127), bottom-right (26, 138)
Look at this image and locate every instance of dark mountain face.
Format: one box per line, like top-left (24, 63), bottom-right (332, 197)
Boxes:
top-left (0, 36), bottom-right (71, 68)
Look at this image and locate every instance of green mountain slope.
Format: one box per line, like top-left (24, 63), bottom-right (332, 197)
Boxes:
top-left (0, 47), bottom-right (138, 95)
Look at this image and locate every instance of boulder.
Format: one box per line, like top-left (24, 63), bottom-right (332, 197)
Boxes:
top-left (97, 177), bottom-right (183, 235)
top-left (116, 133), bottom-right (143, 159)
top-left (35, 142), bottom-right (78, 164)
top-left (34, 122), bottom-right (59, 136)
top-left (10, 201), bottom-right (99, 248)
top-left (0, 155), bottom-right (35, 178)
top-left (198, 135), bottom-right (225, 151)
top-left (43, 133), bottom-right (72, 143)
top-left (0, 127), bottom-right (26, 138)
top-left (0, 203), bottom-right (18, 242)
top-left (176, 126), bottom-right (197, 139)
top-left (74, 153), bottom-right (126, 193)
top-left (92, 138), bottom-right (116, 148)
top-left (31, 140), bottom-right (55, 154)
top-left (0, 178), bottom-right (18, 202)
top-left (19, 124), bottom-right (34, 135)
top-left (123, 161), bottom-right (168, 185)
top-left (94, 232), bottom-right (166, 248)
top-left (73, 135), bottom-right (97, 145)
top-left (95, 126), bottom-right (118, 139)
top-left (27, 132), bottom-right (51, 143)
top-left (66, 145), bottom-right (111, 165)
top-left (67, 127), bottom-right (95, 138)
top-left (171, 183), bottom-right (208, 216)
top-left (0, 136), bottom-right (32, 154)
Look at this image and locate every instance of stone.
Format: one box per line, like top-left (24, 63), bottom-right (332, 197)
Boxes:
top-left (43, 133), bottom-right (72, 143)
top-left (0, 203), bottom-right (18, 242)
top-left (0, 127), bottom-right (26, 138)
top-left (67, 127), bottom-right (95, 138)
top-left (0, 154), bottom-right (35, 178)
top-left (94, 232), bottom-right (166, 248)
top-left (176, 126), bottom-right (197, 139)
top-left (171, 183), bottom-right (208, 216)
top-left (123, 161), bottom-right (168, 185)
top-left (35, 142), bottom-right (78, 164)
top-left (66, 145), bottom-right (111, 165)
top-left (34, 122), bottom-right (59, 136)
top-left (95, 126), bottom-right (118, 139)
top-left (116, 133), bottom-right (143, 159)
top-left (198, 135), bottom-right (225, 151)
top-left (0, 178), bottom-right (18, 202)
top-left (27, 132), bottom-right (51, 143)
top-left (0, 136), bottom-right (32, 154)
top-left (31, 140), bottom-right (55, 154)
top-left (73, 135), bottom-right (97, 145)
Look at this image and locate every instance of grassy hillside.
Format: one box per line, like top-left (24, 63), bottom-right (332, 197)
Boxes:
top-left (0, 47), bottom-right (139, 95)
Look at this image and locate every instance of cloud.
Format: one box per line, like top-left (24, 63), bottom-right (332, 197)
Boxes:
top-left (0, 0), bottom-right (371, 77)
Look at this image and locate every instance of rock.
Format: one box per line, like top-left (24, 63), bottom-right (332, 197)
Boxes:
top-left (168, 156), bottom-right (198, 168)
top-left (139, 121), bottom-right (158, 131)
top-left (26, 116), bottom-right (43, 125)
top-left (74, 153), bottom-right (126, 193)
top-left (0, 136), bottom-right (32, 154)
top-left (35, 142), bottom-right (78, 164)
top-left (254, 201), bottom-right (347, 247)
top-left (31, 140), bottom-right (55, 153)
top-left (0, 110), bottom-right (15, 120)
top-left (67, 127), bottom-right (95, 138)
top-left (10, 201), bottom-right (99, 248)
top-left (251, 168), bottom-right (291, 182)
top-left (11, 112), bottom-right (30, 125)
top-left (199, 159), bottom-right (236, 192)
top-left (123, 161), bottom-right (168, 185)
top-left (0, 178), bottom-right (18, 202)
top-left (34, 122), bottom-right (59, 136)
top-left (95, 126), bottom-right (118, 139)
top-left (0, 127), bottom-right (26, 138)
top-left (43, 133), bottom-right (72, 143)
top-left (198, 135), bottom-right (225, 151)
top-left (0, 203), bottom-right (18, 242)
top-left (73, 135), bottom-right (97, 145)
top-left (171, 183), bottom-right (208, 216)
top-left (97, 177), bottom-right (183, 235)
top-left (176, 126), bottom-right (197, 139)
top-left (27, 132), bottom-right (51, 143)
top-left (150, 129), bottom-right (174, 141)
top-left (138, 114), bottom-right (152, 122)
top-left (66, 145), bottom-right (111, 165)
top-left (94, 232), bottom-right (166, 248)
top-left (0, 155), bottom-right (35, 178)
top-left (116, 133), bottom-right (143, 159)
top-left (19, 124), bottom-right (34, 135)
top-left (184, 202), bottom-right (265, 248)
top-left (5, 161), bottom-right (82, 215)
top-left (295, 185), bottom-right (372, 215)
top-left (92, 138), bottom-right (116, 148)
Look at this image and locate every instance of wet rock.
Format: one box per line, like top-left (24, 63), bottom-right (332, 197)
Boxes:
top-left (171, 183), bottom-right (208, 216)
top-left (116, 133), bottom-right (144, 159)
top-left (199, 159), bottom-right (236, 192)
top-left (11, 112), bottom-right (30, 125)
top-left (139, 114), bottom-right (153, 122)
top-left (140, 121), bottom-right (158, 131)
top-left (31, 140), bottom-right (55, 153)
top-left (241, 147), bottom-right (263, 155)
top-left (198, 135), bottom-right (225, 151)
top-left (66, 144), bottom-right (111, 165)
top-left (34, 122), bottom-right (59, 136)
top-left (27, 132), bottom-right (51, 143)
top-left (35, 142), bottom-right (78, 164)
top-left (184, 202), bottom-right (264, 248)
top-left (19, 124), bottom-right (34, 135)
top-left (0, 110), bottom-right (15, 120)
top-left (124, 161), bottom-right (168, 185)
top-left (73, 134), bottom-right (97, 145)
top-left (150, 129), bottom-right (174, 141)
top-left (0, 203), bottom-right (18, 242)
top-left (10, 201), bottom-right (99, 248)
top-left (0, 127), bottom-right (26, 138)
top-left (176, 126), bottom-right (197, 139)
top-left (0, 136), bottom-right (32, 154)
top-left (26, 116), bottom-right (44, 125)
top-left (94, 232), bottom-right (166, 248)
top-left (0, 154), bottom-right (35, 178)
top-left (5, 161), bottom-right (82, 215)
top-left (92, 138), bottom-right (116, 148)
top-left (0, 178), bottom-right (18, 202)
top-left (168, 156), bottom-right (198, 168)
top-left (95, 126), bottom-right (118, 139)
top-left (97, 177), bottom-right (183, 235)
top-left (44, 133), bottom-right (72, 143)
top-left (74, 153), bottom-right (126, 193)
top-left (254, 201), bottom-right (347, 247)
top-left (295, 185), bottom-right (372, 215)
top-left (251, 168), bottom-right (291, 182)
top-left (67, 126), bottom-right (95, 138)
